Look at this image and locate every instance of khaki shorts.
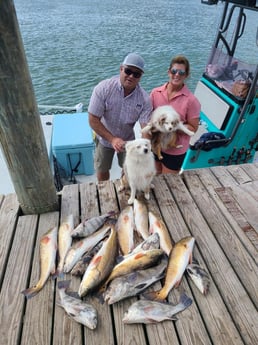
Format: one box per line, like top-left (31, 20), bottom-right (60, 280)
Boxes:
top-left (94, 140), bottom-right (126, 173)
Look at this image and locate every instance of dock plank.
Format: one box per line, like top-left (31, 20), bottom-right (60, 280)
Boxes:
top-left (187, 168), bottom-right (258, 260)
top-left (115, 181), bottom-right (151, 345)
top-left (53, 184), bottom-right (82, 345)
top-left (80, 181), bottom-right (117, 345)
top-left (174, 171), bottom-right (258, 344)
top-left (99, 180), bottom-right (148, 345)
top-left (153, 175), bottom-right (243, 345)
top-left (0, 215), bottom-right (38, 345)
top-left (20, 212), bottom-right (59, 345)
top-left (0, 194), bottom-right (20, 284)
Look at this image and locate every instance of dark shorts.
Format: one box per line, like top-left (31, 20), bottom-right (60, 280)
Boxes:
top-left (155, 152), bottom-right (186, 170)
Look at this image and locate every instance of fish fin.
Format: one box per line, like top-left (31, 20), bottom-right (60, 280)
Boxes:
top-left (203, 286), bottom-right (209, 295)
top-left (174, 279), bottom-right (182, 288)
top-left (57, 280), bottom-right (71, 290)
top-left (95, 291), bottom-right (105, 304)
top-left (189, 252), bottom-right (193, 265)
top-left (52, 269), bottom-right (64, 279)
top-left (68, 291), bottom-right (81, 299)
top-left (116, 255), bottom-right (124, 264)
top-left (179, 292), bottom-right (192, 308)
top-left (21, 286), bottom-right (40, 299)
top-left (135, 283), bottom-right (147, 291)
top-left (134, 252), bottom-right (145, 260)
top-left (142, 290), bottom-right (165, 302)
top-left (106, 217), bottom-right (118, 225)
top-left (191, 257), bottom-right (199, 265)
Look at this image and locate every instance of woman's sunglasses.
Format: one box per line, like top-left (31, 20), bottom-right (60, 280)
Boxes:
top-left (170, 68), bottom-right (186, 76)
top-left (124, 67), bottom-right (142, 79)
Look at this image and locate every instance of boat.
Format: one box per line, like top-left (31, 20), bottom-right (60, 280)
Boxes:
top-left (182, 0), bottom-right (258, 171)
top-left (1, 0), bottom-right (257, 195)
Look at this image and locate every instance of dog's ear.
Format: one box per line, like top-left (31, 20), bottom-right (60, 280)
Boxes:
top-left (125, 141), bottom-right (133, 152)
top-left (159, 114), bottom-right (167, 125)
top-left (172, 118), bottom-right (180, 126)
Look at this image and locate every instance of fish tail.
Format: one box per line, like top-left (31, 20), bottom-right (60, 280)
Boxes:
top-left (179, 292), bottom-right (192, 308)
top-left (52, 269), bottom-right (64, 279)
top-left (21, 285), bottom-right (41, 299)
top-left (57, 280), bottom-right (71, 290)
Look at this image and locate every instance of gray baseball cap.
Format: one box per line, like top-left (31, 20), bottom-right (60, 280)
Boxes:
top-left (122, 53), bottom-right (145, 72)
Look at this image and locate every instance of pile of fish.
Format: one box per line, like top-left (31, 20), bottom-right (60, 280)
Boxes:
top-left (21, 199), bottom-right (210, 329)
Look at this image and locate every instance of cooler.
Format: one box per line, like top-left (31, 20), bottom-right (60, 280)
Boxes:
top-left (51, 113), bottom-right (95, 176)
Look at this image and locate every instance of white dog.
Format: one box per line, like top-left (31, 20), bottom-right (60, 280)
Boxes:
top-left (142, 105), bottom-right (195, 159)
top-left (120, 138), bottom-right (156, 205)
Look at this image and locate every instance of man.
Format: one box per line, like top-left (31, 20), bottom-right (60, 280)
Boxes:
top-left (88, 52), bottom-right (152, 181)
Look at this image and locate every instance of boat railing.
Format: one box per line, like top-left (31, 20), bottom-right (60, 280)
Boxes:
top-left (38, 102), bottom-right (84, 115)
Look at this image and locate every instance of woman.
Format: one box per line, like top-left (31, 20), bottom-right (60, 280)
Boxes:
top-left (150, 55), bottom-right (201, 174)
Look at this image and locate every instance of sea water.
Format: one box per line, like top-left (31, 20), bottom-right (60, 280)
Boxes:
top-left (13, 0), bottom-right (224, 108)
top-left (12, 0), bottom-right (258, 108)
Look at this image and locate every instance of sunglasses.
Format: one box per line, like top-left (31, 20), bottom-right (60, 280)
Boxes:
top-left (124, 67), bottom-right (142, 79)
top-left (170, 68), bottom-right (186, 76)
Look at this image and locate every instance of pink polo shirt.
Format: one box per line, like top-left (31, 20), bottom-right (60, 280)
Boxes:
top-left (150, 82), bottom-right (201, 155)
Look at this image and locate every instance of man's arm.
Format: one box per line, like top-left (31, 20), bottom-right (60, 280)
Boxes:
top-left (89, 113), bottom-right (125, 152)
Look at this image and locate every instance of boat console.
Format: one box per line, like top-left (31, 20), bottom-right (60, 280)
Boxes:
top-left (183, 0), bottom-right (258, 170)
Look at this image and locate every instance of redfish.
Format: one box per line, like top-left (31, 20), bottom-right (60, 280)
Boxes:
top-left (133, 199), bottom-right (149, 240)
top-left (63, 224), bottom-right (111, 273)
top-left (56, 214), bottom-right (74, 276)
top-left (148, 211), bottom-right (173, 256)
top-left (103, 248), bottom-right (164, 288)
top-left (21, 226), bottom-right (57, 299)
top-left (78, 226), bottom-right (117, 297)
top-left (144, 236), bottom-right (195, 301)
top-left (116, 205), bottom-right (135, 255)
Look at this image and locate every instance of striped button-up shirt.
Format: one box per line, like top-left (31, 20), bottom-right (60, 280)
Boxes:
top-left (88, 76), bottom-right (152, 148)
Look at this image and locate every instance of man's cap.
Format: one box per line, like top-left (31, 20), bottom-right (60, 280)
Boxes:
top-left (122, 53), bottom-right (145, 73)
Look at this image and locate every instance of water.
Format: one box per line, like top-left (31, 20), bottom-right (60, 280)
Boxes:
top-left (13, 0), bottom-right (223, 108)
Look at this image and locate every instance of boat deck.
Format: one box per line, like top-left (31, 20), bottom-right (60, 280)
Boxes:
top-left (0, 164), bottom-right (258, 345)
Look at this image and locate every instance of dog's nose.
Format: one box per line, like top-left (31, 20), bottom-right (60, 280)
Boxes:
top-left (144, 148), bottom-right (148, 154)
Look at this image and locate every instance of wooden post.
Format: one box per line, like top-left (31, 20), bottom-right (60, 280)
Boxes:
top-left (0, 0), bottom-right (58, 214)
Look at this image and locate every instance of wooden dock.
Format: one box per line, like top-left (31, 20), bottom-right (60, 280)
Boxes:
top-left (0, 164), bottom-right (258, 345)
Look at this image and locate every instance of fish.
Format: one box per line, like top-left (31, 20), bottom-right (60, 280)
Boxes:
top-left (21, 226), bottom-right (58, 299)
top-left (116, 205), bottom-right (135, 255)
top-left (144, 236), bottom-right (195, 301)
top-left (57, 280), bottom-right (97, 329)
top-left (63, 224), bottom-right (111, 273)
top-left (122, 233), bottom-right (160, 261)
top-left (103, 248), bottom-right (164, 289)
top-left (186, 263), bottom-right (210, 295)
top-left (71, 241), bottom-right (104, 276)
top-left (56, 214), bottom-right (74, 276)
top-left (125, 232), bottom-right (160, 257)
top-left (148, 211), bottom-right (173, 256)
top-left (104, 255), bottom-right (168, 304)
top-left (78, 225), bottom-right (117, 297)
top-left (71, 211), bottom-right (116, 238)
top-left (133, 199), bottom-right (149, 240)
top-left (122, 292), bottom-right (192, 324)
